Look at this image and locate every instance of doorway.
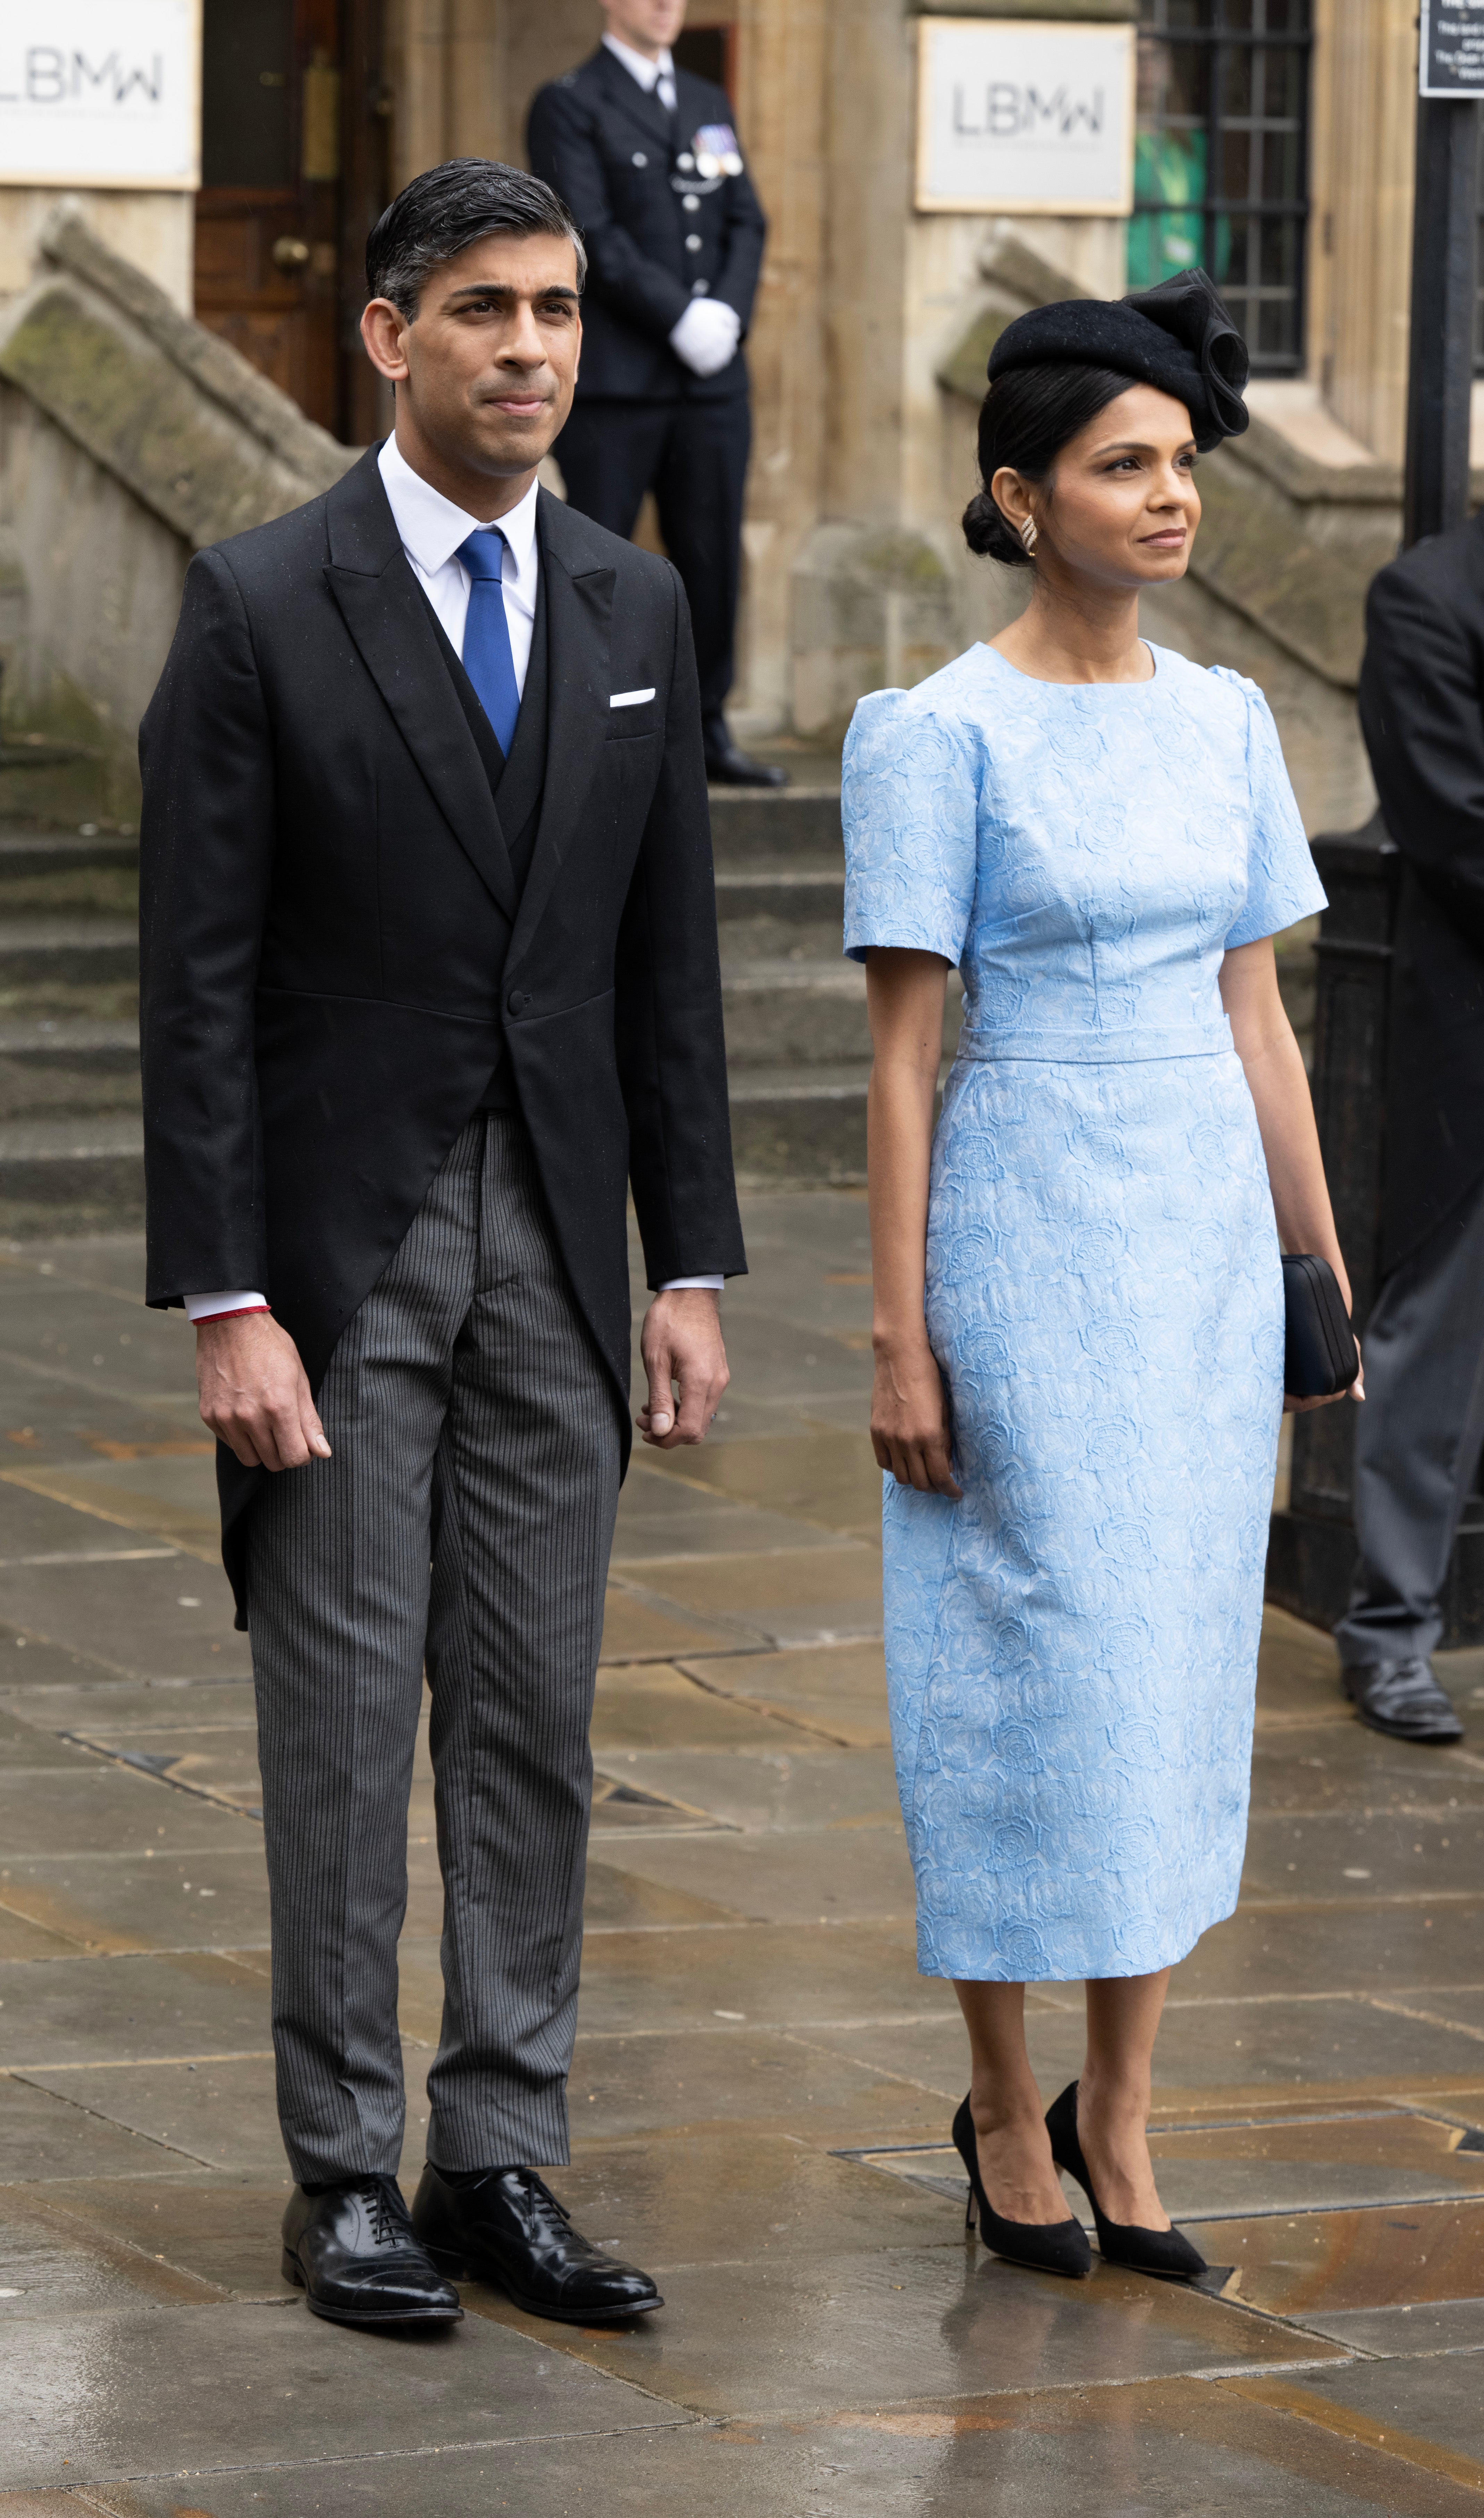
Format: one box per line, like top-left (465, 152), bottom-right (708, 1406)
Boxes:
top-left (194, 0), bottom-right (388, 443)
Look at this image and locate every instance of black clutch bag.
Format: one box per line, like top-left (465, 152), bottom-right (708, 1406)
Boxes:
top-left (1282, 1253), bottom-right (1359, 1399)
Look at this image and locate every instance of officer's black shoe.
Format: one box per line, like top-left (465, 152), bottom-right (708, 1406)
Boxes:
top-left (1342, 1656), bottom-right (1464, 1743)
top-left (705, 737), bottom-right (789, 788)
top-left (411, 2161), bottom-right (663, 2324)
top-left (281, 2176), bottom-right (463, 2326)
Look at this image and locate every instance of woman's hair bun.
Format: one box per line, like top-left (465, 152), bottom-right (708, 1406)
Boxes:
top-left (962, 488), bottom-right (1030, 568)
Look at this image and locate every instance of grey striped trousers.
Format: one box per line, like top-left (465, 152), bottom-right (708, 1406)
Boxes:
top-left (247, 1115), bottom-right (622, 2184)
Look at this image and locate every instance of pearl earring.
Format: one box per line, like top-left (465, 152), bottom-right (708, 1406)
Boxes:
top-left (1019, 516), bottom-right (1039, 557)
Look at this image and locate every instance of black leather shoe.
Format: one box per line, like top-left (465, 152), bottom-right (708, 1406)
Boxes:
top-left (1342, 1656), bottom-right (1464, 1742)
top-left (281, 2177), bottom-right (463, 2326)
top-left (1045, 2082), bottom-right (1206, 2282)
top-left (951, 2094), bottom-right (1091, 2277)
top-left (411, 2162), bottom-right (662, 2323)
top-left (705, 738), bottom-right (789, 788)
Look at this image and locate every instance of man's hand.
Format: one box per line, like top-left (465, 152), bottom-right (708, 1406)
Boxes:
top-left (195, 1312), bottom-right (332, 1471)
top-left (638, 1288), bottom-right (729, 1448)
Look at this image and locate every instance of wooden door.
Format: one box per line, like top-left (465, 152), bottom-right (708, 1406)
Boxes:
top-left (194, 0), bottom-right (386, 441)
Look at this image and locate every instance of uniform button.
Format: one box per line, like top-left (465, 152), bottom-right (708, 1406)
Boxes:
top-left (631, 150), bottom-right (647, 167)
top-left (683, 193), bottom-right (698, 210)
top-left (678, 151), bottom-right (694, 170)
top-left (686, 233), bottom-right (702, 251)
top-left (508, 990), bottom-right (530, 1016)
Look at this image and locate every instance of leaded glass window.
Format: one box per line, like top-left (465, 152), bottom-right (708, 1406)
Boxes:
top-left (1130, 0), bottom-right (1312, 375)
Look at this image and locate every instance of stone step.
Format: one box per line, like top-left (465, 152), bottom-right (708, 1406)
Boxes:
top-left (0, 918), bottom-right (139, 990)
top-left (0, 827), bottom-right (139, 880)
top-left (722, 959), bottom-right (961, 1069)
top-left (0, 1110), bottom-right (145, 1232)
top-left (707, 785), bottom-right (841, 866)
top-left (714, 864), bottom-right (845, 925)
top-left (0, 1018), bottom-right (142, 1121)
top-left (728, 1062), bottom-right (871, 1184)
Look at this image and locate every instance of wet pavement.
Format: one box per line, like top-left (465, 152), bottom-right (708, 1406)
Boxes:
top-left (1, 1198), bottom-right (1483, 2510)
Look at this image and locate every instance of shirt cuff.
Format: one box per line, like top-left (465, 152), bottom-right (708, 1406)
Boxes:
top-left (185, 1291), bottom-right (270, 1323)
top-left (658, 1275), bottom-right (724, 1292)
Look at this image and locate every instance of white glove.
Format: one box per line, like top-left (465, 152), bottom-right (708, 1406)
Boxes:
top-left (669, 297), bottom-right (741, 378)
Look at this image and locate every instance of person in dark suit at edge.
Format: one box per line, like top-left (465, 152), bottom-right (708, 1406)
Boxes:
top-left (138, 160), bottom-right (746, 2329)
top-left (528, 0), bottom-right (786, 788)
top-left (1332, 518), bottom-right (1484, 1742)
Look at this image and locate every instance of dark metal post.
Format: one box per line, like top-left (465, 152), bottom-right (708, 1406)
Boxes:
top-left (1403, 95), bottom-right (1481, 546)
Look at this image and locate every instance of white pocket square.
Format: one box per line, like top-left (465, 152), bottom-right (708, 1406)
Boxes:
top-left (609, 687), bottom-right (656, 708)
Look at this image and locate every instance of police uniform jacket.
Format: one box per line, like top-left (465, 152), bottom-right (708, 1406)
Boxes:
top-left (1358, 512), bottom-right (1484, 1274)
top-left (528, 48), bottom-right (765, 404)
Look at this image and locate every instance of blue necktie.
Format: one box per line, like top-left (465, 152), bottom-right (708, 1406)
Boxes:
top-left (458, 528), bottom-right (520, 759)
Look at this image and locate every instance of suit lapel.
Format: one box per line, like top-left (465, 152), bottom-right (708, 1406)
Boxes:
top-left (323, 449), bottom-right (519, 923)
top-left (511, 490), bottom-right (614, 956)
top-left (593, 46), bottom-right (674, 149)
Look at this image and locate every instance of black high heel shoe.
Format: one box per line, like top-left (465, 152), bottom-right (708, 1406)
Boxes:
top-left (951, 2095), bottom-right (1091, 2278)
top-left (1045, 2081), bottom-right (1206, 2281)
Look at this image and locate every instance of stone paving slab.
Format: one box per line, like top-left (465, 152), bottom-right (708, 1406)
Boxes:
top-left (1, 1848), bottom-right (272, 1953)
top-left (1169, 1896), bottom-right (1484, 1998)
top-left (573, 1917), bottom-right (961, 2035)
top-left (0, 2298), bottom-right (679, 2490)
top-left (0, 1953), bottom-right (269, 2070)
top-left (1183, 2193), bottom-right (1484, 2316)
top-left (462, 2244), bottom-right (1344, 2420)
top-left (26, 2381), bottom-right (1484, 2518)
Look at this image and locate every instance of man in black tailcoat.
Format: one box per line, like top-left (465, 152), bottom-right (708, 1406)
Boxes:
top-left (138, 161), bottom-right (744, 2327)
top-left (1334, 518), bottom-right (1484, 1742)
top-left (528, 0), bottom-right (784, 787)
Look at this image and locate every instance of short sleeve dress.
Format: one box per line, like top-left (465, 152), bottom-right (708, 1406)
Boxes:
top-left (842, 641), bottom-right (1326, 1984)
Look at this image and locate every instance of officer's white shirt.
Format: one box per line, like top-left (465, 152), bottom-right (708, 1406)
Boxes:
top-left (186, 432), bottom-right (722, 1319)
top-left (602, 31), bottom-right (677, 112)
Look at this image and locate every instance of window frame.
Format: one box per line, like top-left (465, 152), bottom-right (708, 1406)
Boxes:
top-left (1131, 0), bottom-right (1314, 378)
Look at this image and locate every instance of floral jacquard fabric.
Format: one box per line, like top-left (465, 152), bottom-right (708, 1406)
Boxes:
top-left (842, 642), bottom-right (1327, 1982)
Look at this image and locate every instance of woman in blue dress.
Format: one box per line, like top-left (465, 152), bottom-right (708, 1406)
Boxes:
top-left (844, 274), bottom-right (1361, 2281)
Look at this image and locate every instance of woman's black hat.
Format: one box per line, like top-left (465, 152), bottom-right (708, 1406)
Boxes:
top-left (986, 268), bottom-right (1249, 452)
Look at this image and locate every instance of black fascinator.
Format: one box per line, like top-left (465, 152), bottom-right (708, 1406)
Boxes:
top-left (987, 267), bottom-right (1249, 451)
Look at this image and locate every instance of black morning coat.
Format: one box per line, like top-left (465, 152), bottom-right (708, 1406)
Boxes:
top-left (526, 47), bottom-right (765, 405)
top-left (1357, 511), bottom-right (1484, 1277)
top-left (138, 448), bottom-right (746, 1622)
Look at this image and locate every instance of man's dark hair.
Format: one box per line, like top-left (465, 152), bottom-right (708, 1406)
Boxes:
top-left (366, 158), bottom-right (586, 319)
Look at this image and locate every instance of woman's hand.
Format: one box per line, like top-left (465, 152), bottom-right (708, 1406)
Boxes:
top-left (1283, 1337), bottom-right (1365, 1415)
top-left (872, 1335), bottom-right (963, 1497)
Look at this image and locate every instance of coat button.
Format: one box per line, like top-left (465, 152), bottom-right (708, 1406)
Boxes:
top-left (631, 151), bottom-right (647, 166)
top-left (686, 233), bottom-right (702, 251)
top-left (683, 193), bottom-right (698, 210)
top-left (508, 989), bottom-right (529, 1016)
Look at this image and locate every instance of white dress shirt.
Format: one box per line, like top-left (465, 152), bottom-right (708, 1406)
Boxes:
top-left (186, 434), bottom-right (721, 1319)
top-left (377, 433), bottom-right (539, 691)
top-left (602, 30), bottom-right (676, 112)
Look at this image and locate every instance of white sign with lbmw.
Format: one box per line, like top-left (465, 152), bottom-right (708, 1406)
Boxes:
top-left (916, 17), bottom-right (1135, 218)
top-left (0, 0), bottom-right (201, 189)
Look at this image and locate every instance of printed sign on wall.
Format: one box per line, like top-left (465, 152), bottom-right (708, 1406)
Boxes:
top-left (0, 0), bottom-right (201, 188)
top-left (1420, 0), bottom-right (1484, 96)
top-left (916, 17), bottom-right (1135, 217)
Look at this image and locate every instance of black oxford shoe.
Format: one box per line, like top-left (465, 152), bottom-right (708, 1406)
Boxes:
top-left (411, 2162), bottom-right (662, 2323)
top-left (1342, 1657), bottom-right (1464, 1743)
top-left (281, 2177), bottom-right (463, 2327)
top-left (705, 738), bottom-right (789, 789)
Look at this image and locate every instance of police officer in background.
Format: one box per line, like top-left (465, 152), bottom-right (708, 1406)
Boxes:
top-left (528, 0), bottom-right (784, 787)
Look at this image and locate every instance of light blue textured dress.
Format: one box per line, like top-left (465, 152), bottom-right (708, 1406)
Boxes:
top-left (843, 641), bottom-right (1327, 1984)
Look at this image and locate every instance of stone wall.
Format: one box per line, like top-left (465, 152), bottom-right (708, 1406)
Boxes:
top-left (0, 213), bottom-right (355, 820)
